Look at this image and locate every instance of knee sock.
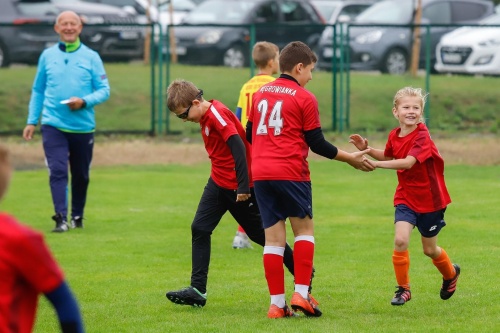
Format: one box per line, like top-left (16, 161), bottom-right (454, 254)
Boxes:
top-left (293, 236), bottom-right (314, 298)
top-left (392, 249), bottom-right (410, 289)
top-left (432, 248), bottom-right (455, 280)
top-left (263, 246), bottom-right (285, 306)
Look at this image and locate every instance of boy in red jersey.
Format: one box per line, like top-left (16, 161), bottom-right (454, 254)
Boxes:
top-left (232, 41), bottom-right (280, 249)
top-left (0, 144), bottom-right (84, 333)
top-left (349, 86), bottom-right (460, 306)
top-left (165, 79), bottom-right (301, 309)
top-left (246, 41), bottom-right (373, 318)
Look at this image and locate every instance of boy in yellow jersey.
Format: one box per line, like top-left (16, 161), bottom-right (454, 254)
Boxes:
top-left (232, 41), bottom-right (280, 249)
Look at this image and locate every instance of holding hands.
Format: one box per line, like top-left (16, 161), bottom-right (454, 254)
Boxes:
top-left (347, 149), bottom-right (375, 172)
top-left (349, 134), bottom-right (379, 170)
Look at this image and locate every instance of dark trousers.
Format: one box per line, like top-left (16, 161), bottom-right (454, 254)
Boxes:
top-left (41, 125), bottom-right (94, 219)
top-left (190, 177), bottom-right (294, 293)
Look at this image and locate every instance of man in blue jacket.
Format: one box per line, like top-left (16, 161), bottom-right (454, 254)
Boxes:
top-left (23, 10), bottom-right (110, 233)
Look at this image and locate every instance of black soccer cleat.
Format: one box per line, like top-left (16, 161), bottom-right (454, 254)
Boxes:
top-left (166, 286), bottom-right (207, 307)
top-left (440, 264), bottom-right (460, 300)
top-left (391, 286), bottom-right (411, 305)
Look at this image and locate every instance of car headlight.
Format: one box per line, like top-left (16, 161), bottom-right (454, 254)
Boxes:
top-left (355, 30), bottom-right (383, 44)
top-left (320, 27), bottom-right (333, 43)
top-left (478, 38), bottom-right (500, 47)
top-left (196, 30), bottom-right (223, 44)
top-left (80, 15), bottom-right (105, 25)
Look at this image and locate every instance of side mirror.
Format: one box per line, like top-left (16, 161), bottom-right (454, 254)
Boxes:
top-left (122, 5), bottom-right (138, 15)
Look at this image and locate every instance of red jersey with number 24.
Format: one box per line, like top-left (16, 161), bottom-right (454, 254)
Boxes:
top-left (248, 77), bottom-right (321, 181)
top-left (384, 123), bottom-right (451, 213)
top-left (200, 99), bottom-right (253, 189)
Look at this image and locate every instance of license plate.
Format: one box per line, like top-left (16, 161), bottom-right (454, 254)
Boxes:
top-left (169, 46), bottom-right (186, 55)
top-left (120, 31), bottom-right (140, 40)
top-left (442, 53), bottom-right (462, 63)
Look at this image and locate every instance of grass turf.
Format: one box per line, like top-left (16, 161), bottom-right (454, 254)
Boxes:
top-left (1, 161), bottom-right (499, 332)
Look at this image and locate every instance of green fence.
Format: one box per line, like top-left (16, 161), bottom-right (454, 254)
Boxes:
top-left (1, 23), bottom-right (499, 137)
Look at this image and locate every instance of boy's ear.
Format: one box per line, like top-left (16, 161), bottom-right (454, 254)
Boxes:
top-left (295, 63), bottom-right (304, 74)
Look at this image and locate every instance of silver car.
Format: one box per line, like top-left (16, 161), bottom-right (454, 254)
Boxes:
top-left (318, 0), bottom-right (494, 74)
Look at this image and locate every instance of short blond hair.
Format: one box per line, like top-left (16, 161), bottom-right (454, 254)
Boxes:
top-left (252, 41), bottom-right (279, 68)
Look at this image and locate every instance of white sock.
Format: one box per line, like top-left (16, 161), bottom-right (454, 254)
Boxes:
top-left (270, 294), bottom-right (286, 308)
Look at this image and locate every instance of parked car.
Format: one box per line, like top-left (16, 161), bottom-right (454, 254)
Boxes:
top-left (156, 0), bottom-right (196, 41)
top-left (51, 0), bottom-right (145, 61)
top-left (318, 0), bottom-right (494, 74)
top-left (81, 0), bottom-right (158, 24)
top-left (311, 0), bottom-right (375, 23)
top-left (169, 0), bottom-right (325, 67)
top-left (435, 13), bottom-right (500, 75)
top-left (314, 0), bottom-right (376, 69)
top-left (158, 0), bottom-right (196, 25)
top-left (0, 0), bottom-right (60, 67)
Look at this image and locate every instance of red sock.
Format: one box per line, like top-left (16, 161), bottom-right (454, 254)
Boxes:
top-left (263, 247), bottom-right (285, 295)
top-left (293, 238), bottom-right (314, 287)
top-left (432, 248), bottom-right (455, 280)
top-left (392, 250), bottom-right (410, 289)
top-left (237, 225), bottom-right (245, 233)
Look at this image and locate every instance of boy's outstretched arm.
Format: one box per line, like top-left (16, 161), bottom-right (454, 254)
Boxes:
top-left (334, 149), bottom-right (374, 171)
top-left (304, 128), bottom-right (373, 171)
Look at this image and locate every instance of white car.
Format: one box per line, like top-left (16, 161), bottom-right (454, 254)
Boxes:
top-left (153, 0), bottom-right (196, 47)
top-left (157, 0), bottom-right (195, 27)
top-left (435, 13), bottom-right (500, 75)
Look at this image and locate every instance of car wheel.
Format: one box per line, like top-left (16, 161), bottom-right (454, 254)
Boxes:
top-left (223, 45), bottom-right (246, 68)
top-left (0, 41), bottom-right (11, 68)
top-left (381, 48), bottom-right (408, 75)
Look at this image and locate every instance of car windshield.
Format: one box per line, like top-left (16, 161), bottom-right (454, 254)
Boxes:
top-left (17, 2), bottom-right (59, 16)
top-left (481, 13), bottom-right (500, 24)
top-left (184, 0), bottom-right (257, 24)
top-left (355, 0), bottom-right (413, 24)
top-left (311, 1), bottom-right (340, 22)
top-left (158, 0), bottom-right (196, 12)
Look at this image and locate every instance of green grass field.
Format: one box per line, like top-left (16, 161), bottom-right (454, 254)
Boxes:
top-left (2, 161), bottom-right (499, 332)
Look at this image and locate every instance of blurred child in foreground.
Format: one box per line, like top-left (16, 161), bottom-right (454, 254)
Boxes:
top-left (0, 144), bottom-right (84, 332)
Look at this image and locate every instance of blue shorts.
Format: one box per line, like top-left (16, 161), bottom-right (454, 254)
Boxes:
top-left (395, 204), bottom-right (447, 238)
top-left (254, 180), bottom-right (313, 229)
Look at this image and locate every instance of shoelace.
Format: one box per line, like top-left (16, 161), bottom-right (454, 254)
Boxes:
top-left (394, 286), bottom-right (410, 297)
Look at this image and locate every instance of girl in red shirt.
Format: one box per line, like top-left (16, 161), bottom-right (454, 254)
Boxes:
top-left (350, 86), bottom-right (460, 306)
